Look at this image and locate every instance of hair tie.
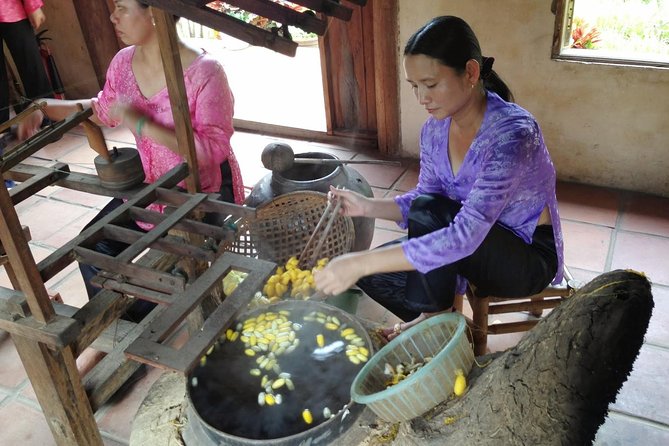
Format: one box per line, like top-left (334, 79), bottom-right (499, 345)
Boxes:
top-left (481, 56), bottom-right (495, 80)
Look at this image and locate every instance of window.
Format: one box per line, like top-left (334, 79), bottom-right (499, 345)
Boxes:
top-left (552, 0), bottom-right (669, 67)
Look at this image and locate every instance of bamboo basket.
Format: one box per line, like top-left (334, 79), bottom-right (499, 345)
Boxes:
top-left (226, 191), bottom-right (355, 270)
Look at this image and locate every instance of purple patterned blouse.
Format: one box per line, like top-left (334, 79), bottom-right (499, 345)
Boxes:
top-left (395, 91), bottom-right (564, 290)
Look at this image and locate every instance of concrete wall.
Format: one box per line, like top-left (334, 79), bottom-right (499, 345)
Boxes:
top-left (397, 0), bottom-right (669, 197)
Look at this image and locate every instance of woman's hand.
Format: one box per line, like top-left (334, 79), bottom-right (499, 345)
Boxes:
top-left (29, 8), bottom-right (46, 30)
top-left (329, 185), bottom-right (369, 217)
top-left (314, 253), bottom-right (365, 296)
top-left (16, 109), bottom-right (44, 141)
top-left (109, 101), bottom-right (147, 136)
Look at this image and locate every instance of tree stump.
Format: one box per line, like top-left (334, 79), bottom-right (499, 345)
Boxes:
top-left (361, 269), bottom-right (653, 445)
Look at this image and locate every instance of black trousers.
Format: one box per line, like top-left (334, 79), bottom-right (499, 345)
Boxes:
top-left (79, 161), bottom-right (236, 322)
top-left (0, 19), bottom-right (54, 124)
top-left (357, 194), bottom-right (558, 322)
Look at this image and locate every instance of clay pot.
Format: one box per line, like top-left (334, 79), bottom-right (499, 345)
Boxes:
top-left (245, 152), bottom-right (375, 252)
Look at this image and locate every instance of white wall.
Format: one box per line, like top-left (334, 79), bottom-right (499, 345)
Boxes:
top-left (397, 0), bottom-right (669, 197)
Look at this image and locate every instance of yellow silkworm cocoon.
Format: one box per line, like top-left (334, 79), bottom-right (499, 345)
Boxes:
top-left (316, 334), bottom-right (325, 348)
top-left (454, 369), bottom-right (467, 397)
top-left (302, 409), bottom-right (313, 424)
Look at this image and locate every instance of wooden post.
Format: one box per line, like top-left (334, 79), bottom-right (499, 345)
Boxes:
top-left (11, 337), bottom-right (103, 445)
top-left (0, 180), bottom-right (102, 445)
top-left (152, 9), bottom-right (201, 194)
top-left (371, 0), bottom-right (400, 155)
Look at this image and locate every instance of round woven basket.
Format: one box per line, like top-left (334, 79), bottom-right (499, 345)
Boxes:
top-left (228, 191), bottom-right (355, 269)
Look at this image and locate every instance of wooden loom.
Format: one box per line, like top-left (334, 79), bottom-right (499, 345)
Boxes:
top-left (0, 1), bottom-right (367, 444)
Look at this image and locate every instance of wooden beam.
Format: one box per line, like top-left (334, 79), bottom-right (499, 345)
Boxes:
top-left (0, 290), bottom-right (80, 349)
top-left (1, 107), bottom-right (93, 173)
top-left (82, 304), bottom-right (166, 412)
top-left (372, 0), bottom-right (400, 155)
top-left (126, 207), bottom-right (235, 241)
top-left (73, 247), bottom-right (186, 294)
top-left (102, 226), bottom-right (217, 262)
top-left (125, 253), bottom-right (275, 373)
top-left (117, 193), bottom-right (208, 262)
top-left (0, 226), bottom-right (31, 256)
top-left (143, 0), bottom-right (297, 56)
top-left (213, 0), bottom-right (328, 35)
top-left (155, 187), bottom-right (256, 218)
top-left (152, 9), bottom-right (201, 193)
top-left (12, 336), bottom-right (103, 445)
top-left (233, 118), bottom-right (377, 151)
top-left (7, 163), bottom-right (71, 205)
top-left (92, 277), bottom-right (175, 305)
top-left (287, 0), bottom-right (353, 21)
top-left (6, 163), bottom-right (146, 199)
top-left (36, 163), bottom-right (189, 283)
top-left (0, 181), bottom-right (54, 323)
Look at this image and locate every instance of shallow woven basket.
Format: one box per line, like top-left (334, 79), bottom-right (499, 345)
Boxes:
top-left (228, 191), bottom-right (355, 269)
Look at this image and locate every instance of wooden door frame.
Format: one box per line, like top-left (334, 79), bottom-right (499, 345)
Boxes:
top-left (235, 0), bottom-right (400, 154)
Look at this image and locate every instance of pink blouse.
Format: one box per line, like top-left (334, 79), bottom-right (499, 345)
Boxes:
top-left (93, 46), bottom-right (244, 227)
top-left (0, 0), bottom-right (43, 23)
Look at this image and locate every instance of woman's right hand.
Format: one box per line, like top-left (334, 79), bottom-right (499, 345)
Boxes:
top-left (329, 185), bottom-right (369, 217)
top-left (29, 8), bottom-right (46, 30)
top-left (17, 109), bottom-right (45, 141)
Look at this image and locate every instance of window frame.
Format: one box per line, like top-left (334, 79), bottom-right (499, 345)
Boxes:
top-left (551, 0), bottom-right (669, 69)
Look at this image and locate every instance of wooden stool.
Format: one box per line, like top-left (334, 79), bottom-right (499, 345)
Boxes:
top-left (465, 266), bottom-right (576, 356)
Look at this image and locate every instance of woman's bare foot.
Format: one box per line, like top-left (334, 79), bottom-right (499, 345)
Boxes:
top-left (76, 348), bottom-right (107, 376)
top-left (381, 308), bottom-right (455, 342)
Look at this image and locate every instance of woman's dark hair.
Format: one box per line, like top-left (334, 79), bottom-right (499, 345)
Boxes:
top-left (404, 16), bottom-right (514, 102)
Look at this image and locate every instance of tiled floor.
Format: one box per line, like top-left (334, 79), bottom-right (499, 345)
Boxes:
top-left (1, 126), bottom-right (668, 445)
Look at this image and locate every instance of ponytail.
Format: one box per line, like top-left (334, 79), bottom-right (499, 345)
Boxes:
top-left (479, 57), bottom-right (514, 102)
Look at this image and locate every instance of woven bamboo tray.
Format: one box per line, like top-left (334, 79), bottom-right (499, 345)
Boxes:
top-left (227, 191), bottom-right (355, 270)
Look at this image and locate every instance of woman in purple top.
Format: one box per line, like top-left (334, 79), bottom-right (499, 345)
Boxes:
top-left (314, 16), bottom-right (564, 340)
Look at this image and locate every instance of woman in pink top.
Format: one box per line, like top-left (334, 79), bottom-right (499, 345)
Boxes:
top-left (1, 0), bottom-right (53, 141)
top-left (19, 0), bottom-right (243, 321)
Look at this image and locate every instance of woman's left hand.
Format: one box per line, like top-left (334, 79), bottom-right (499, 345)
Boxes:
top-left (109, 101), bottom-right (142, 132)
top-left (314, 253), bottom-right (365, 296)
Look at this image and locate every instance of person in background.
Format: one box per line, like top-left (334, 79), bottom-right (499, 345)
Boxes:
top-left (314, 16), bottom-right (564, 342)
top-left (18, 0), bottom-right (244, 322)
top-left (1, 0), bottom-right (54, 186)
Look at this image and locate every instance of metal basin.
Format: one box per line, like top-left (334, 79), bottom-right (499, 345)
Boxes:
top-left (183, 300), bottom-right (373, 446)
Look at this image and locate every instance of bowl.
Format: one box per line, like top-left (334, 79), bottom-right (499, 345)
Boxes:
top-left (350, 313), bottom-right (474, 422)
